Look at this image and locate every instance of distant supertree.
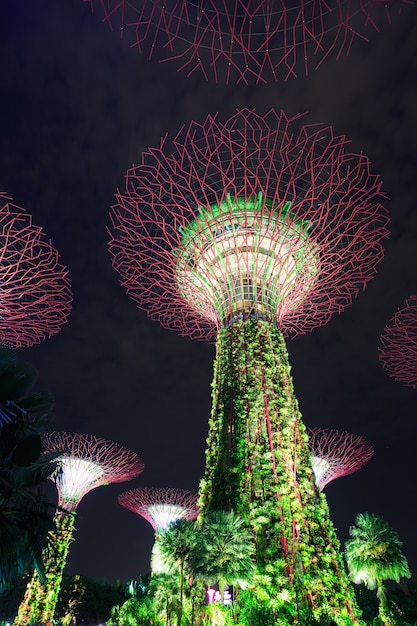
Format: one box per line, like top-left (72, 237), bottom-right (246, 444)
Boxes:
top-left (84, 0), bottom-right (410, 84)
top-left (107, 109), bottom-right (388, 622)
top-left (119, 487), bottom-right (199, 531)
top-left (0, 192), bottom-right (72, 348)
top-left (308, 427), bottom-right (374, 491)
top-left (379, 294), bottom-right (417, 389)
top-left (119, 487), bottom-right (199, 572)
top-left (15, 432), bottom-right (145, 626)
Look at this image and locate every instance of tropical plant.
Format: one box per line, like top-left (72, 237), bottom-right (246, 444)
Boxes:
top-left (148, 572), bottom-right (182, 625)
top-left (188, 511), bottom-right (255, 625)
top-left (190, 511), bottom-right (255, 595)
top-left (345, 512), bottom-right (411, 626)
top-left (0, 347), bottom-right (57, 593)
top-left (157, 518), bottom-right (199, 624)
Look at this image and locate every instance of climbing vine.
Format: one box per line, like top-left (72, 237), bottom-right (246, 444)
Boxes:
top-left (199, 318), bottom-right (363, 625)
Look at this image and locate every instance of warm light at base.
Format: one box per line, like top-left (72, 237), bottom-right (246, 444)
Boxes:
top-left (175, 195), bottom-right (319, 325)
top-left (147, 504), bottom-right (190, 531)
top-left (57, 457), bottom-right (105, 509)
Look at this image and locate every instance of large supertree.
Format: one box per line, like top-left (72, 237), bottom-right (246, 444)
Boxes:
top-left (307, 427), bottom-right (374, 491)
top-left (84, 0), bottom-right (410, 84)
top-left (379, 294), bottom-right (417, 389)
top-left (119, 487), bottom-right (199, 572)
top-left (107, 109), bottom-right (388, 623)
top-left (15, 431), bottom-right (145, 626)
top-left (0, 192), bottom-right (72, 348)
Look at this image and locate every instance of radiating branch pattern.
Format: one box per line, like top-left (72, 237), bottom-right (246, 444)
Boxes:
top-left (119, 487), bottom-right (199, 531)
top-left (83, 0), bottom-right (411, 84)
top-left (0, 192), bottom-right (72, 348)
top-left (379, 294), bottom-right (417, 388)
top-left (14, 433), bottom-right (144, 626)
top-left (43, 431), bottom-right (145, 511)
top-left (308, 427), bottom-right (374, 491)
top-left (109, 108), bottom-right (388, 342)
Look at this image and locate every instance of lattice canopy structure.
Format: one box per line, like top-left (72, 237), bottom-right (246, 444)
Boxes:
top-left (107, 108), bottom-right (388, 623)
top-left (119, 487), bottom-right (199, 531)
top-left (308, 427), bottom-right (374, 491)
top-left (379, 294), bottom-right (417, 389)
top-left (0, 192), bottom-right (72, 348)
top-left (15, 432), bottom-right (144, 626)
top-left (84, 0), bottom-right (410, 84)
top-left (109, 108), bottom-right (388, 341)
top-left (43, 431), bottom-right (145, 511)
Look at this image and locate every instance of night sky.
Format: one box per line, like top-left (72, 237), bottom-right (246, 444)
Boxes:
top-left (1, 1), bottom-right (417, 587)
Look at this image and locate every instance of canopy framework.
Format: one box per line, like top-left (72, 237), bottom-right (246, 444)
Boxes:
top-left (119, 487), bottom-right (199, 531)
top-left (0, 192), bottom-right (72, 348)
top-left (107, 108), bottom-right (388, 623)
top-left (83, 0), bottom-right (410, 84)
top-left (379, 295), bottom-right (417, 389)
top-left (15, 432), bottom-right (144, 626)
top-left (119, 487), bottom-right (199, 573)
top-left (308, 427), bottom-right (374, 491)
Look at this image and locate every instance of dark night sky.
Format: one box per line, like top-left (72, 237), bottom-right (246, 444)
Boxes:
top-left (0, 1), bottom-right (417, 586)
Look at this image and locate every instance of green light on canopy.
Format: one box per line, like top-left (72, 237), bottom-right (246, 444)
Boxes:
top-left (174, 193), bottom-right (319, 325)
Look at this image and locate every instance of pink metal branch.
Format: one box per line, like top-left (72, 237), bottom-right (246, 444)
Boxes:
top-left (108, 108), bottom-right (389, 342)
top-left (0, 193), bottom-right (72, 348)
top-left (83, 0), bottom-right (410, 84)
top-left (307, 427), bottom-right (374, 490)
top-left (119, 487), bottom-right (199, 531)
top-left (379, 294), bottom-right (417, 389)
top-left (42, 431), bottom-right (145, 511)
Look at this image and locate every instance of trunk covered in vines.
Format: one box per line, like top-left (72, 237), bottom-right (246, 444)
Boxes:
top-left (198, 318), bottom-right (362, 624)
top-left (14, 510), bottom-right (76, 626)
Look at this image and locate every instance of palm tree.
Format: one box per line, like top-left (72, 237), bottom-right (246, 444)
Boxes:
top-left (189, 511), bottom-right (255, 624)
top-left (0, 347), bottom-right (56, 593)
top-left (345, 512), bottom-right (411, 626)
top-left (157, 518), bottom-right (198, 625)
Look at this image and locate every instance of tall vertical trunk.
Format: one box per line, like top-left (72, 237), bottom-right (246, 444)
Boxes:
top-left (14, 510), bottom-right (76, 625)
top-left (199, 318), bottom-right (362, 624)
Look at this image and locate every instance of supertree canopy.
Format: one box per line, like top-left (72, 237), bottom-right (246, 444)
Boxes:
top-left (379, 294), bottom-right (417, 389)
top-left (0, 192), bottom-right (72, 348)
top-left (108, 109), bottom-right (388, 623)
top-left (84, 0), bottom-right (410, 84)
top-left (15, 432), bottom-right (144, 626)
top-left (119, 487), bottom-right (199, 531)
top-left (307, 427), bottom-right (374, 491)
top-left (119, 487), bottom-right (199, 573)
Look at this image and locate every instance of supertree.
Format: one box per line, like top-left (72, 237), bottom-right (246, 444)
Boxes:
top-left (83, 0), bottom-right (410, 84)
top-left (107, 109), bottom-right (388, 623)
top-left (0, 192), bottom-right (72, 348)
top-left (14, 431), bottom-right (145, 626)
top-left (307, 427), bottom-right (374, 491)
top-left (119, 487), bottom-right (199, 572)
top-left (379, 294), bottom-right (417, 388)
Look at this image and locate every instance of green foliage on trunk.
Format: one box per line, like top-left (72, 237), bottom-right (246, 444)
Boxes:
top-left (14, 510), bottom-right (76, 625)
top-left (198, 318), bottom-right (363, 625)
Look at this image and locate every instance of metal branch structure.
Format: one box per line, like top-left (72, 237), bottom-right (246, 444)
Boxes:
top-left (308, 427), bottom-right (374, 491)
top-left (119, 487), bottom-right (199, 531)
top-left (107, 108), bottom-right (388, 623)
top-left (119, 487), bottom-right (199, 573)
top-left (0, 192), bottom-right (72, 348)
top-left (15, 432), bottom-right (144, 626)
top-left (379, 294), bottom-right (417, 389)
top-left (84, 0), bottom-right (410, 84)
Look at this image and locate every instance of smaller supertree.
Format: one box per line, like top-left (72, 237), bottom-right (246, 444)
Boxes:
top-left (307, 427), bottom-right (374, 491)
top-left (379, 294), bottom-right (417, 389)
top-left (15, 432), bottom-right (144, 626)
top-left (119, 487), bottom-right (199, 572)
top-left (0, 192), bottom-right (72, 348)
